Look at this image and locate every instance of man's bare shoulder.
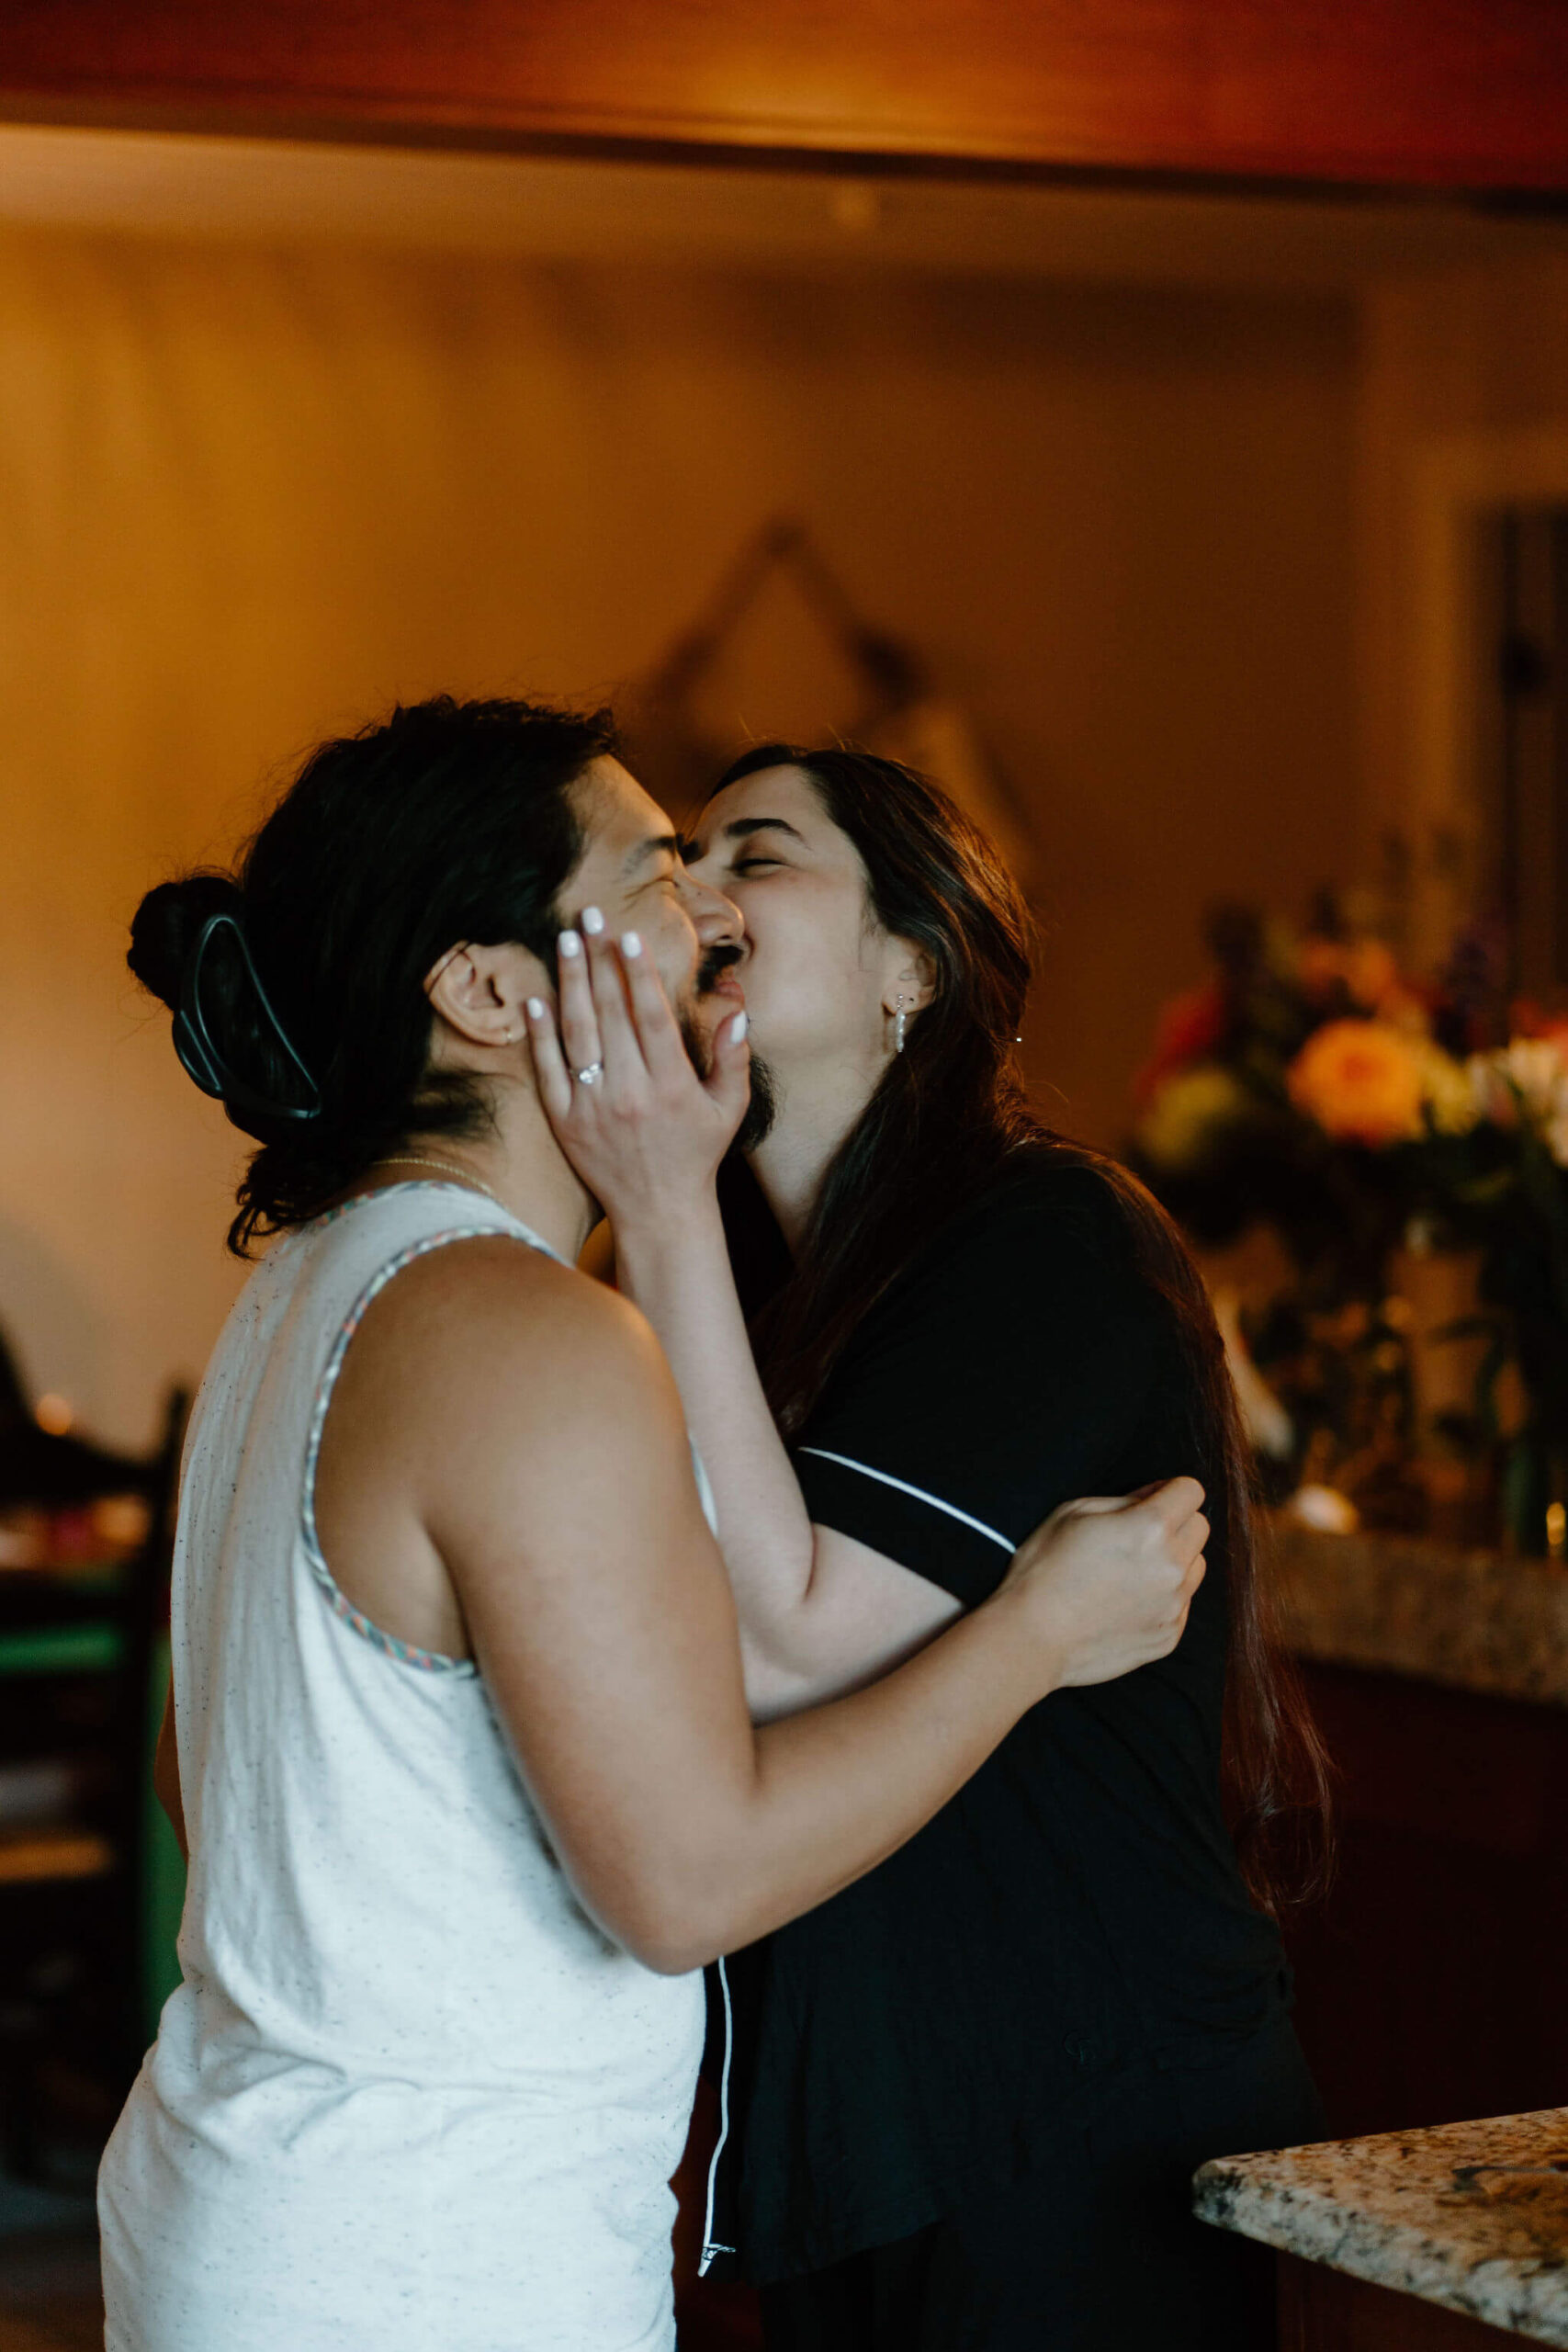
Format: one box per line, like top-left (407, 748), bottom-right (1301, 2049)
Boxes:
top-left (359, 1237), bottom-right (706, 1591)
top-left (344, 1231), bottom-right (673, 1428)
top-left (312, 1227), bottom-right (699, 1665)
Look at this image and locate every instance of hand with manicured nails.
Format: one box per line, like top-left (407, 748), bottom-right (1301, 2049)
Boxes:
top-left (525, 914), bottom-right (752, 1235)
top-left (998, 1476), bottom-right (1209, 1686)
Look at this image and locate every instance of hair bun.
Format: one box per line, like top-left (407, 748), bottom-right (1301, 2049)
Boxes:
top-left (127, 873), bottom-right (245, 1012)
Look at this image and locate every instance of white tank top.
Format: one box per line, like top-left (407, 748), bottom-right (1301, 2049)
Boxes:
top-left (98, 1182), bottom-right (707, 2352)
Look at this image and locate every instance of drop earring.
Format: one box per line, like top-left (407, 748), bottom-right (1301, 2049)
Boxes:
top-left (895, 996), bottom-right (908, 1055)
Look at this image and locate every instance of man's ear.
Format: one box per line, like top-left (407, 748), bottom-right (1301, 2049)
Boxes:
top-left (424, 942), bottom-right (536, 1048)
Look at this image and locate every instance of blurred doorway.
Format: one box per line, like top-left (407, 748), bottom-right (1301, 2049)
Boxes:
top-left (1481, 506), bottom-right (1568, 996)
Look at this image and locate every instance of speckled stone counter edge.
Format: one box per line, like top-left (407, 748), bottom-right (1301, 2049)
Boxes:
top-left (1194, 2108), bottom-right (1568, 2346)
top-left (1272, 1522), bottom-right (1568, 1711)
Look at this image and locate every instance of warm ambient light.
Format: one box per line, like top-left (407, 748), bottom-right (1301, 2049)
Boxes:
top-left (1548, 1501), bottom-right (1566, 1561)
top-left (35, 1394), bottom-right (73, 1435)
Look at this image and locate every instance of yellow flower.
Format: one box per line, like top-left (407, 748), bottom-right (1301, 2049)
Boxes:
top-left (1288, 1020), bottom-right (1426, 1147)
top-left (1415, 1042), bottom-right (1480, 1136)
top-left (1134, 1066), bottom-right (1252, 1172)
top-left (1502, 1037), bottom-right (1568, 1117)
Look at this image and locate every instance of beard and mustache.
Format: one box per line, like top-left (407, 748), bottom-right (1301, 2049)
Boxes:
top-left (686, 941), bottom-right (778, 1154)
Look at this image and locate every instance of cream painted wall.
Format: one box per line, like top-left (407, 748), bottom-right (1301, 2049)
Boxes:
top-left (0, 225), bottom-right (1357, 1445)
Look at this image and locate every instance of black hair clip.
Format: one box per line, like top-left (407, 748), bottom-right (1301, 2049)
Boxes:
top-left (173, 912), bottom-right (321, 1126)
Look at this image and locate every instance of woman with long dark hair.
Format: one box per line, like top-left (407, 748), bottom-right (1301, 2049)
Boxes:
top-left (527, 741), bottom-right (1332, 2351)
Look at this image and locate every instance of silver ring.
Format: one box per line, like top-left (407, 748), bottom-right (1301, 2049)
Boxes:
top-left (574, 1062), bottom-right (605, 1087)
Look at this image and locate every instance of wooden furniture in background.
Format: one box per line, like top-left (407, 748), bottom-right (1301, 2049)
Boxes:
top-left (1289, 1659), bottom-right (1568, 2143)
top-left (1, 0), bottom-right (1567, 191)
top-left (1278, 2256), bottom-right (1525, 2349)
top-left (1275, 1525), bottom-right (1568, 2143)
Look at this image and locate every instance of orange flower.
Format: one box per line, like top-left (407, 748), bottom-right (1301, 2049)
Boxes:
top-left (1297, 935), bottom-right (1401, 1010)
top-left (1512, 998), bottom-right (1556, 1035)
top-left (1287, 1020), bottom-right (1426, 1147)
top-left (1342, 938), bottom-right (1400, 1011)
top-left (1297, 938), bottom-right (1345, 997)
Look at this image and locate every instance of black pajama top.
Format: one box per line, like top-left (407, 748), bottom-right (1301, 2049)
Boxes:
top-left (708, 1155), bottom-right (1323, 2339)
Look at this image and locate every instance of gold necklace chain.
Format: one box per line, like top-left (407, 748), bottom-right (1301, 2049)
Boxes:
top-left (368, 1154), bottom-right (510, 1215)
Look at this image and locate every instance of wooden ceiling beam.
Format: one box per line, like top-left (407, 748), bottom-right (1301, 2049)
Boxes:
top-left (2, 0), bottom-right (1566, 195)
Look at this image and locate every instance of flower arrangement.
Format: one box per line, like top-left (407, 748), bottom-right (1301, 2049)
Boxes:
top-left (1127, 901), bottom-right (1568, 1551)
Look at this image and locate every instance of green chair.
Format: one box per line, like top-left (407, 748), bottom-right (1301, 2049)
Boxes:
top-left (0, 1387), bottom-right (186, 2177)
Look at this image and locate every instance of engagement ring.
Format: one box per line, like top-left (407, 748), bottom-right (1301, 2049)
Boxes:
top-left (575, 1062), bottom-right (605, 1087)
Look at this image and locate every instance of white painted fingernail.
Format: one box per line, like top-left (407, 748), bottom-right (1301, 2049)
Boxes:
top-left (730, 1011), bottom-right (749, 1044)
top-left (558, 931), bottom-right (581, 959)
top-left (525, 998), bottom-right (547, 1019)
top-left (581, 906), bottom-right (604, 936)
top-left (621, 931), bottom-right (642, 958)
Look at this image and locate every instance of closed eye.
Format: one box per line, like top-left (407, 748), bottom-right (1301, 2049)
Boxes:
top-left (733, 856), bottom-right (783, 874)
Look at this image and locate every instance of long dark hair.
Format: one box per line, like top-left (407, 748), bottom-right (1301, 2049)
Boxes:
top-left (714, 741), bottom-right (1332, 1914)
top-left (128, 695), bottom-right (615, 1254)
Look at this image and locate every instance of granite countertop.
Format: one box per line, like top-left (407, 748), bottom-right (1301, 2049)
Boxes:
top-left (1272, 1521), bottom-right (1568, 1709)
top-left (1195, 2109), bottom-right (1568, 2344)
